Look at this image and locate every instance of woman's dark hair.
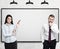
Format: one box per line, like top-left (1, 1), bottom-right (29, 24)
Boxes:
top-left (4, 14), bottom-right (13, 24)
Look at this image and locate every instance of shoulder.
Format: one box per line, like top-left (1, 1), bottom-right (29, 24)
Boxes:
top-left (53, 23), bottom-right (58, 27)
top-left (2, 24), bottom-right (7, 29)
top-left (52, 23), bottom-right (58, 29)
top-left (41, 24), bottom-right (48, 30)
top-left (42, 24), bottom-right (48, 27)
top-left (2, 24), bottom-right (6, 27)
top-left (11, 24), bottom-right (14, 26)
top-left (12, 24), bottom-right (16, 26)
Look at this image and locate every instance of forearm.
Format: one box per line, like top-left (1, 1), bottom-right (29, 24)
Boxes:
top-left (41, 26), bottom-right (44, 43)
top-left (3, 33), bottom-right (12, 37)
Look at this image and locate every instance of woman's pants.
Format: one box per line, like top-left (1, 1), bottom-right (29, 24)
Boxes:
top-left (4, 41), bottom-right (17, 49)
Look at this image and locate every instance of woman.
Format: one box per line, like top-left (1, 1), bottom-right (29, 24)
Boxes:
top-left (2, 14), bottom-right (21, 49)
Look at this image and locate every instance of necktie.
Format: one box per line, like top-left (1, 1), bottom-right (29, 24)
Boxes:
top-left (48, 26), bottom-right (51, 42)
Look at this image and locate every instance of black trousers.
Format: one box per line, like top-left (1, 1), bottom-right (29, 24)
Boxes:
top-left (4, 41), bottom-right (17, 49)
top-left (43, 39), bottom-right (56, 49)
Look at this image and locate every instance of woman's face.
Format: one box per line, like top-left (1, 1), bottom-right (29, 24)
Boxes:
top-left (7, 16), bottom-right (12, 24)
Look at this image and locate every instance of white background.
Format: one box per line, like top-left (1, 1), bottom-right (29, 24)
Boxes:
top-left (2, 9), bottom-right (58, 41)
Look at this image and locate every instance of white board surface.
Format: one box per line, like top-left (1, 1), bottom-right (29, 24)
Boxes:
top-left (1, 8), bottom-right (59, 42)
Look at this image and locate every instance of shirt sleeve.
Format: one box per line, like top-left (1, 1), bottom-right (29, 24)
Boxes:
top-left (13, 24), bottom-right (19, 32)
top-left (2, 25), bottom-right (12, 37)
top-left (51, 24), bottom-right (59, 33)
top-left (13, 24), bottom-right (17, 32)
top-left (40, 25), bottom-right (45, 43)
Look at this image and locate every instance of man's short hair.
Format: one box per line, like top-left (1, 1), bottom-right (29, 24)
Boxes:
top-left (49, 14), bottom-right (55, 18)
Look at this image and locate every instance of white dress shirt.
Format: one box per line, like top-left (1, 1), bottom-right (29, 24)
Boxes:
top-left (2, 24), bottom-right (17, 43)
top-left (41, 23), bottom-right (59, 43)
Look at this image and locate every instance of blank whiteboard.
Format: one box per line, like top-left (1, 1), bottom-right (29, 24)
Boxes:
top-left (1, 8), bottom-right (59, 43)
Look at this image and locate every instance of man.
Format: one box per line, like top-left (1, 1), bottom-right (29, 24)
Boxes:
top-left (41, 14), bottom-right (59, 49)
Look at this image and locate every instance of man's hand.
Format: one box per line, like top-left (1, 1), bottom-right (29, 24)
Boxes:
top-left (49, 22), bottom-right (53, 27)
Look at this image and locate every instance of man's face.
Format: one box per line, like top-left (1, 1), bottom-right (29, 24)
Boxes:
top-left (48, 16), bottom-right (55, 23)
